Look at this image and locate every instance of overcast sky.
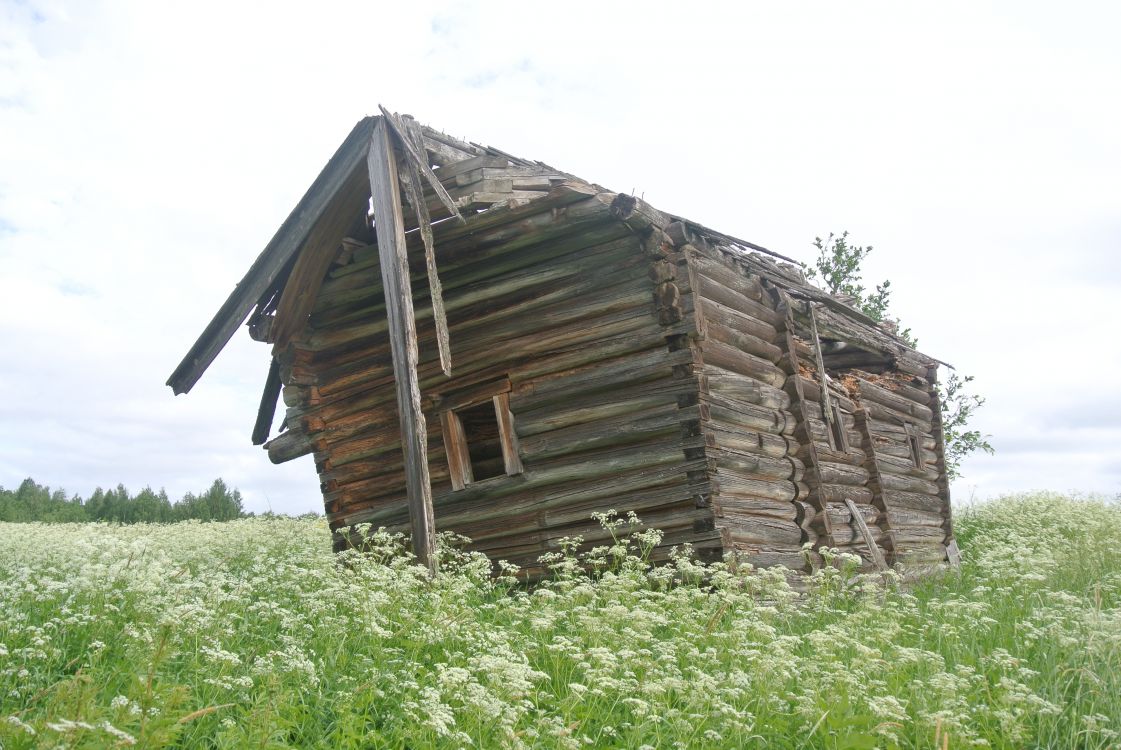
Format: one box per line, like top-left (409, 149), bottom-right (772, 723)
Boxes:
top-left (2, 1), bottom-right (1119, 514)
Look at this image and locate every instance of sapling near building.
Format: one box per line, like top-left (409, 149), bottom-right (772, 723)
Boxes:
top-left (168, 110), bottom-right (956, 578)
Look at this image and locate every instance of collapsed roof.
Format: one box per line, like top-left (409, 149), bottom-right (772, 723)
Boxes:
top-left (168, 112), bottom-right (929, 397)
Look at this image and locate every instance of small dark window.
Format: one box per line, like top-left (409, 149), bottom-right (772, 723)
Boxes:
top-left (906, 424), bottom-right (924, 469)
top-left (439, 383), bottom-right (524, 491)
top-left (458, 401), bottom-right (505, 482)
top-left (829, 402), bottom-right (849, 453)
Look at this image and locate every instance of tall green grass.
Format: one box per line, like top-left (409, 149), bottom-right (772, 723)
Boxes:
top-left (1, 492), bottom-right (1118, 748)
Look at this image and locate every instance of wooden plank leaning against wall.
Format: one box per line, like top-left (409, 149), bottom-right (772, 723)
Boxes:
top-left (366, 118), bottom-right (437, 572)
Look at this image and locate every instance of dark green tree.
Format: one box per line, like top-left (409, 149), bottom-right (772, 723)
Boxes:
top-left (0, 478), bottom-right (248, 523)
top-left (0, 479), bottom-right (87, 522)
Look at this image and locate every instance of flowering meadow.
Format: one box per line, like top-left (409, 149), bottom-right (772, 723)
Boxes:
top-left (1, 492), bottom-right (1119, 749)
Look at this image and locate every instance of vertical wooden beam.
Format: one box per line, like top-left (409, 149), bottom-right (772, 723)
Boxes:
top-left (493, 392), bottom-right (524, 476)
top-left (367, 118), bottom-right (437, 573)
top-left (831, 402), bottom-right (850, 453)
top-left (772, 287), bottom-right (836, 557)
top-left (439, 410), bottom-right (473, 491)
top-left (806, 302), bottom-right (837, 451)
top-left (853, 385), bottom-right (895, 567)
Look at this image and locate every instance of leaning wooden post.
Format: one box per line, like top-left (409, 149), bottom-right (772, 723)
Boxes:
top-left (367, 118), bottom-right (437, 573)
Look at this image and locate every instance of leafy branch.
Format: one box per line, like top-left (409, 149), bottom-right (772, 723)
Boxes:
top-left (806, 231), bottom-right (992, 479)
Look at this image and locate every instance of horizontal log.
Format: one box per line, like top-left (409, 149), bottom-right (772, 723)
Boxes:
top-left (698, 339), bottom-right (787, 388)
top-left (463, 490), bottom-right (705, 546)
top-left (817, 521), bottom-right (885, 547)
top-left (894, 352), bottom-right (933, 378)
top-left (518, 403), bottom-right (699, 460)
top-left (874, 451), bottom-right (941, 481)
top-left (810, 484), bottom-right (875, 506)
top-left (873, 472), bottom-right (941, 496)
top-left (729, 547), bottom-right (809, 571)
top-left (868, 439), bottom-right (937, 463)
top-left (686, 249), bottom-right (769, 303)
top-left (332, 184), bottom-right (610, 280)
top-left (822, 500), bottom-right (880, 526)
top-left (699, 366), bottom-right (790, 410)
top-left (714, 495), bottom-right (798, 522)
top-left (335, 445), bottom-right (707, 531)
top-left (713, 450), bottom-right (805, 483)
top-left (315, 234), bottom-right (642, 337)
top-left (509, 327), bottom-right (686, 386)
top-left (822, 350), bottom-right (894, 370)
top-left (879, 505), bottom-right (945, 528)
top-left (704, 392), bottom-right (795, 436)
top-left (705, 425), bottom-right (797, 459)
top-left (692, 296), bottom-right (780, 344)
top-left (884, 526), bottom-right (948, 548)
top-left (312, 303), bottom-right (659, 406)
top-left (880, 489), bottom-right (946, 513)
top-left (717, 514), bottom-right (802, 546)
top-left (858, 375), bottom-right (932, 406)
top-left (702, 319), bottom-right (784, 364)
top-left (309, 262), bottom-right (650, 366)
top-left (264, 429), bottom-right (314, 464)
top-left (791, 401), bottom-right (855, 428)
top-left (282, 384), bottom-right (319, 408)
top-left (815, 460), bottom-right (870, 486)
top-left (712, 467), bottom-right (807, 503)
top-left (856, 380), bottom-right (934, 422)
top-left (796, 442), bottom-right (867, 467)
top-left (694, 272), bottom-right (782, 328)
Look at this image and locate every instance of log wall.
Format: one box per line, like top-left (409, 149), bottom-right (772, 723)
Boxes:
top-left (845, 370), bottom-right (953, 569)
top-left (273, 186), bottom-right (721, 577)
top-left (261, 178), bottom-right (952, 577)
top-left (682, 244), bottom-right (808, 569)
top-left (681, 240), bottom-right (952, 573)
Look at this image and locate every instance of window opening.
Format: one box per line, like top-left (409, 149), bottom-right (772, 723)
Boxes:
top-left (458, 401), bottom-right (505, 482)
top-left (829, 402), bottom-right (849, 453)
top-left (906, 424), bottom-right (924, 469)
top-left (439, 381), bottom-right (523, 491)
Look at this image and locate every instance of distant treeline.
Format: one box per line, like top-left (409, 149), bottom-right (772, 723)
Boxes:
top-left (0, 478), bottom-right (248, 524)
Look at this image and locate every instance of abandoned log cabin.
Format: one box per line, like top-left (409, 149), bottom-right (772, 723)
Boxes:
top-left (168, 110), bottom-right (957, 577)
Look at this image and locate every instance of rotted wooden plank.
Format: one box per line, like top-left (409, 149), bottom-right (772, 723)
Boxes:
top-left (844, 496), bottom-right (888, 571)
top-left (379, 106), bottom-right (464, 224)
top-left (772, 286), bottom-right (836, 554)
top-left (806, 301), bottom-right (838, 451)
top-left (367, 117), bottom-right (437, 573)
top-left (494, 392), bottom-right (524, 475)
top-left (251, 356), bottom-right (282, 446)
top-left (439, 410), bottom-right (472, 491)
top-left (396, 126), bottom-right (453, 377)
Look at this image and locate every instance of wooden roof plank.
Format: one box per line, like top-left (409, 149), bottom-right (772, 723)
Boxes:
top-left (379, 106), bottom-right (464, 225)
top-left (166, 117), bottom-right (377, 394)
top-left (251, 356), bottom-right (282, 445)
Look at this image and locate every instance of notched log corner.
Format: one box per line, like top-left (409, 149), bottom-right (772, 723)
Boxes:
top-left (609, 193), bottom-right (637, 219)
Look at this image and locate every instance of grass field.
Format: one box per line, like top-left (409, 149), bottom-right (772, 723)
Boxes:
top-left (1, 492), bottom-right (1119, 749)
